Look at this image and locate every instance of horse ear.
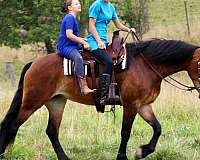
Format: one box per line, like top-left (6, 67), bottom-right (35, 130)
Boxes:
top-left (113, 30), bottom-right (120, 36)
top-left (121, 38), bottom-right (124, 45)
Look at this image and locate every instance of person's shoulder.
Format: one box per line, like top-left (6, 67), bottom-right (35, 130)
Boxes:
top-left (90, 0), bottom-right (101, 9)
top-left (109, 2), bottom-right (116, 10)
top-left (65, 14), bottom-right (75, 19)
top-left (63, 14), bottom-right (76, 21)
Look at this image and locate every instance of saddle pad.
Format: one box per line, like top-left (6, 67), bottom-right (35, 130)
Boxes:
top-left (121, 44), bottom-right (127, 70)
top-left (63, 58), bottom-right (88, 76)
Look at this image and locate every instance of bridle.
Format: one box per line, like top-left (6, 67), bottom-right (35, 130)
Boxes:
top-left (123, 30), bottom-right (198, 92)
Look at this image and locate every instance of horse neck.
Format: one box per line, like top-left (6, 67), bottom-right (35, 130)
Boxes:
top-left (133, 55), bottom-right (188, 79)
top-left (156, 63), bottom-right (188, 78)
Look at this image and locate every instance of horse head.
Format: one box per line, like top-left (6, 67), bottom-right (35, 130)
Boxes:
top-left (185, 48), bottom-right (200, 97)
top-left (111, 30), bottom-right (124, 53)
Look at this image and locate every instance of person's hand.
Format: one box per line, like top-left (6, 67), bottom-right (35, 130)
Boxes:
top-left (131, 28), bottom-right (136, 33)
top-left (128, 27), bottom-right (136, 33)
top-left (98, 41), bottom-right (106, 49)
top-left (81, 37), bottom-right (87, 41)
top-left (83, 42), bottom-right (90, 50)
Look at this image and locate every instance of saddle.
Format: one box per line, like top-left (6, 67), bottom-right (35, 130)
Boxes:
top-left (81, 30), bottom-right (127, 113)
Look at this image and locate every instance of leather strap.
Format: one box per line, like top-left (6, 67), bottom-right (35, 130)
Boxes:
top-left (89, 60), bottom-right (96, 89)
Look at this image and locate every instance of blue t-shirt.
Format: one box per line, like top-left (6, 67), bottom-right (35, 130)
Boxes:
top-left (87, 0), bottom-right (118, 51)
top-left (57, 14), bottom-right (81, 57)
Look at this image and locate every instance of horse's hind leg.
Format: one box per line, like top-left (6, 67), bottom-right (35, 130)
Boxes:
top-left (0, 102), bottom-right (41, 158)
top-left (45, 95), bottom-right (69, 160)
top-left (135, 104), bottom-right (161, 159)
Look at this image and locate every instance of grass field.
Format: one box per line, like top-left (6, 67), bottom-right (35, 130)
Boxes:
top-left (0, 73), bottom-right (200, 160)
top-left (1, 0), bottom-right (200, 159)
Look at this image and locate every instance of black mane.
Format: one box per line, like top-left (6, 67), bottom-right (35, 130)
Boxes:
top-left (126, 39), bottom-right (199, 65)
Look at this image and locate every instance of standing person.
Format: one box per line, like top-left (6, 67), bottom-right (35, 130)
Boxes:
top-left (57, 0), bottom-right (95, 95)
top-left (87, 0), bottom-right (136, 105)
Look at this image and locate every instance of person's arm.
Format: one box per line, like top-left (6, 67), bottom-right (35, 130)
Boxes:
top-left (89, 18), bottom-right (105, 49)
top-left (66, 30), bottom-right (90, 50)
top-left (113, 19), bottom-right (136, 33)
top-left (113, 19), bottom-right (130, 32)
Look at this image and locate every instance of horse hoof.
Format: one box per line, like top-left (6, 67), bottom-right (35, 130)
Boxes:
top-left (134, 148), bottom-right (143, 160)
top-left (117, 153), bottom-right (128, 160)
top-left (58, 155), bottom-right (71, 160)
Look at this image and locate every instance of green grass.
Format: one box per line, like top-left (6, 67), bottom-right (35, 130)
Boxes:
top-left (0, 78), bottom-right (200, 160)
top-left (144, 0), bottom-right (200, 43)
top-left (149, 0), bottom-right (200, 26)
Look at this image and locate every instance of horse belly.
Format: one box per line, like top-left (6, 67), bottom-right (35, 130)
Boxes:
top-left (55, 77), bottom-right (96, 105)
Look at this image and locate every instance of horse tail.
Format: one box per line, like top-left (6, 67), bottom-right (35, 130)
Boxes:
top-left (3, 62), bottom-right (32, 121)
top-left (0, 62), bottom-right (32, 155)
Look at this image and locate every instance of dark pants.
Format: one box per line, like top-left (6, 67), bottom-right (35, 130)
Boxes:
top-left (92, 49), bottom-right (113, 75)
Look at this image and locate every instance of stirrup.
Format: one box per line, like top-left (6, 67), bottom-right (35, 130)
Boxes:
top-left (100, 95), bottom-right (120, 105)
top-left (100, 95), bottom-right (109, 106)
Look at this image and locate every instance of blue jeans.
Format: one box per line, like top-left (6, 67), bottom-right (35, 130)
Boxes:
top-left (92, 49), bottom-right (113, 75)
top-left (68, 49), bottom-right (84, 77)
top-left (59, 49), bottom-right (84, 77)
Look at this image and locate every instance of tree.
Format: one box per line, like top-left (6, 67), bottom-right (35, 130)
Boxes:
top-left (79, 0), bottom-right (93, 37)
top-left (113, 0), bottom-right (150, 38)
top-left (0, 0), bottom-right (93, 53)
top-left (0, 0), bottom-right (64, 53)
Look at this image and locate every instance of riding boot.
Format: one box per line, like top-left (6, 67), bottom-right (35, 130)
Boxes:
top-left (77, 76), bottom-right (95, 95)
top-left (100, 73), bottom-right (110, 105)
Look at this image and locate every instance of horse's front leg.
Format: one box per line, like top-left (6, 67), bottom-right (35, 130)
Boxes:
top-left (135, 104), bottom-right (161, 159)
top-left (45, 96), bottom-right (69, 160)
top-left (117, 104), bottom-right (138, 160)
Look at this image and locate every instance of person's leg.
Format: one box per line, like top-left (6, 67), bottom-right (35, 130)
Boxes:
top-left (92, 49), bottom-right (113, 105)
top-left (68, 49), bottom-right (95, 95)
top-left (68, 49), bottom-right (84, 77)
top-left (92, 49), bottom-right (113, 75)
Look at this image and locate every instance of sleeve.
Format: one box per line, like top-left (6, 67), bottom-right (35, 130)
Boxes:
top-left (65, 15), bottom-right (75, 30)
top-left (89, 2), bottom-right (100, 19)
top-left (112, 5), bottom-right (118, 20)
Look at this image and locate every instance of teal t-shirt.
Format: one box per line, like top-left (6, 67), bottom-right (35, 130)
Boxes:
top-left (87, 0), bottom-right (118, 51)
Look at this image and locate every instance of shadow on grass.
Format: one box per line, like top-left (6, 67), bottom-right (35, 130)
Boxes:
top-left (56, 146), bottom-right (188, 160)
top-left (146, 149), bottom-right (187, 160)
top-left (67, 144), bottom-right (119, 160)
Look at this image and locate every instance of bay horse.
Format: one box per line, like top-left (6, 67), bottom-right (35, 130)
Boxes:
top-left (0, 39), bottom-right (200, 160)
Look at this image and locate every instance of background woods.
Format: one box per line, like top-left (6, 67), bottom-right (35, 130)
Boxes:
top-left (0, 0), bottom-right (150, 83)
top-left (114, 0), bottom-right (150, 38)
top-left (0, 0), bottom-right (150, 50)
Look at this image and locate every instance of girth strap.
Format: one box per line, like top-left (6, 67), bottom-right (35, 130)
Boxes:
top-left (89, 60), bottom-right (96, 89)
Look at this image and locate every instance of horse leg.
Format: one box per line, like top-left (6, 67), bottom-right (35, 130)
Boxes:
top-left (135, 104), bottom-right (161, 159)
top-left (0, 101), bottom-right (40, 158)
top-left (117, 105), bottom-right (138, 160)
top-left (45, 95), bottom-right (69, 160)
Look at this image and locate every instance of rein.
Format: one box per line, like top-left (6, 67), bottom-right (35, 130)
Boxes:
top-left (128, 31), bottom-right (197, 92)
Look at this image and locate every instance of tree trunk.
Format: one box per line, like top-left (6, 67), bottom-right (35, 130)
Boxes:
top-left (5, 62), bottom-right (16, 86)
top-left (44, 39), bottom-right (55, 54)
top-left (79, 0), bottom-right (93, 37)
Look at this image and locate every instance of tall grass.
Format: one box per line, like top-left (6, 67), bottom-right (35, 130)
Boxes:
top-left (0, 72), bottom-right (200, 160)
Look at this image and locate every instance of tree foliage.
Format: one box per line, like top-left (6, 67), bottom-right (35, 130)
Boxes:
top-left (0, 0), bottom-right (64, 51)
top-left (113, 0), bottom-right (150, 37)
top-left (79, 0), bottom-right (93, 36)
top-left (0, 0), bottom-right (150, 51)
